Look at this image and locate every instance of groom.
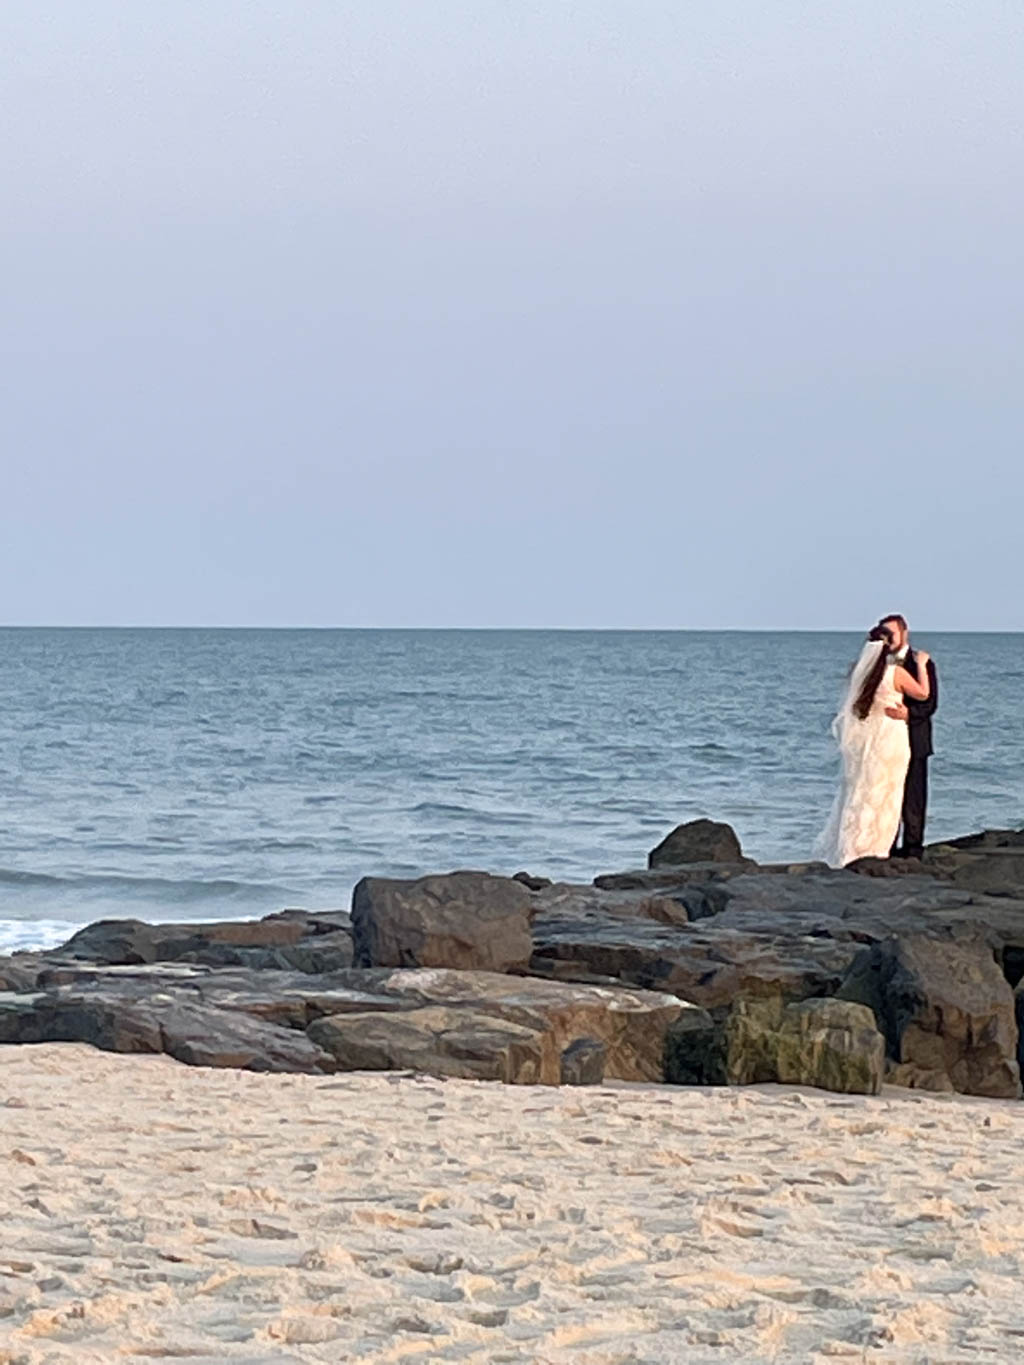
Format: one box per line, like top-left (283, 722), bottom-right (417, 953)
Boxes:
top-left (881, 613), bottom-right (938, 859)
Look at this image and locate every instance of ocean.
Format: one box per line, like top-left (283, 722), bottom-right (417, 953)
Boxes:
top-left (0, 628), bottom-right (1019, 953)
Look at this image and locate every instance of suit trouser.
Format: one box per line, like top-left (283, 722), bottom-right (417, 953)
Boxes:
top-left (893, 755), bottom-right (929, 857)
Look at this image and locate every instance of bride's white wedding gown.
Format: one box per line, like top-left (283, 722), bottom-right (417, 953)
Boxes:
top-left (814, 661), bottom-right (910, 868)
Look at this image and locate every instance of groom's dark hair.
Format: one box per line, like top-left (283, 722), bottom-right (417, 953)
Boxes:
top-left (881, 613), bottom-right (908, 631)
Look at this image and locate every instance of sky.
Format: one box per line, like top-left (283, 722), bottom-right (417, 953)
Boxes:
top-left (1, 2), bottom-right (1021, 629)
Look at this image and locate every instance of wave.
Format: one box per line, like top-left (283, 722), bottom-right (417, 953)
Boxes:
top-left (410, 802), bottom-right (535, 826)
top-left (0, 868), bottom-right (291, 903)
top-left (0, 918), bottom-right (80, 952)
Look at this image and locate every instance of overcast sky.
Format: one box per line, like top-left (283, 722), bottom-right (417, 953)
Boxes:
top-left (1, 2), bottom-right (1021, 629)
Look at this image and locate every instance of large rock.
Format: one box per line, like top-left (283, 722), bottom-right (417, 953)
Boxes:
top-left (351, 872), bottom-right (532, 972)
top-left (14, 962), bottom-right (409, 1031)
top-left (648, 820), bottom-right (743, 868)
top-left (663, 998), bottom-right (884, 1094)
top-left (838, 931), bottom-right (1021, 1099)
top-left (724, 997), bottom-right (884, 1094)
top-left (346, 967), bottom-right (684, 1082)
top-left (308, 1007), bottom-right (546, 1083)
top-left (56, 911), bottom-right (354, 973)
top-left (0, 988), bottom-right (337, 1073)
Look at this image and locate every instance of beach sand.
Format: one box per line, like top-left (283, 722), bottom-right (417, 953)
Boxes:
top-left (2, 1045), bottom-right (1023, 1363)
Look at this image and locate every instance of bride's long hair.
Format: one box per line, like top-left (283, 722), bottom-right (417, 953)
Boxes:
top-left (852, 623), bottom-right (894, 720)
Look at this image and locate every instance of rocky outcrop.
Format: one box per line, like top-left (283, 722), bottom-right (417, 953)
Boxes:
top-left (351, 872), bottom-right (532, 972)
top-left (0, 959), bottom-right (682, 1082)
top-left (308, 1007), bottom-right (547, 1083)
top-left (838, 931), bottom-right (1021, 1099)
top-left (648, 819), bottom-right (744, 868)
top-left (3, 822), bottom-right (1024, 1098)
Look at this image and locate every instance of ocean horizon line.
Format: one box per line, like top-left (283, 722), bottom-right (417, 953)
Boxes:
top-left (1, 624), bottom-right (1021, 635)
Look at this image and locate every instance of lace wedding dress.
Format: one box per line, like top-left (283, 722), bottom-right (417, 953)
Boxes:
top-left (814, 643), bottom-right (910, 868)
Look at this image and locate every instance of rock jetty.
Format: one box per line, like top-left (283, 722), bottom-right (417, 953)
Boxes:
top-left (3, 818), bottom-right (1024, 1099)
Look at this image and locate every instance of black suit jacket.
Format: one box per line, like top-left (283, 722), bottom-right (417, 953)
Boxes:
top-left (902, 648), bottom-right (938, 759)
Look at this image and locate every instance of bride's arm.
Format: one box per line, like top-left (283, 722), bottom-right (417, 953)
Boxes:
top-left (895, 651), bottom-right (931, 702)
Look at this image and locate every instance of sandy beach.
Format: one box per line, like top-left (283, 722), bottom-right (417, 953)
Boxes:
top-left (0, 1046), bottom-right (1022, 1362)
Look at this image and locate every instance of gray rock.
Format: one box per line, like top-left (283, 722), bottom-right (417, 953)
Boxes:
top-left (531, 909), bottom-right (856, 1010)
top-left (838, 931), bottom-right (1021, 1099)
top-left (351, 871), bottom-right (532, 972)
top-left (0, 988), bottom-right (337, 1073)
top-left (938, 851), bottom-right (1024, 898)
top-left (308, 1007), bottom-right (547, 1083)
top-left (56, 910), bottom-right (353, 973)
top-left (533, 882), bottom-right (695, 927)
top-left (58, 919), bottom-right (160, 964)
top-left (930, 828), bottom-right (1024, 852)
top-left (560, 1038), bottom-right (606, 1086)
top-left (648, 819), bottom-right (744, 868)
top-left (513, 871), bottom-right (552, 891)
top-left (594, 863), bottom-right (752, 892)
top-left (0, 956), bottom-right (49, 992)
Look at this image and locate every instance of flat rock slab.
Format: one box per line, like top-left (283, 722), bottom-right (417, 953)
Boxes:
top-left (308, 1007), bottom-right (547, 1083)
top-left (0, 988), bottom-right (337, 1074)
top-left (334, 966), bottom-right (686, 1082)
top-left (531, 910), bottom-right (857, 1010)
top-left (54, 910), bottom-right (354, 973)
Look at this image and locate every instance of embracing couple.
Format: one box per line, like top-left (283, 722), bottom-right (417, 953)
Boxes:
top-left (815, 614), bottom-right (938, 869)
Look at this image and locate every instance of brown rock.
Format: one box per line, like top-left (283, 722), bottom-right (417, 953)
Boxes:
top-left (885, 1061), bottom-right (955, 1093)
top-left (358, 967), bottom-right (683, 1082)
top-left (308, 1007), bottom-right (547, 1083)
top-left (838, 931), bottom-right (1021, 1099)
top-left (351, 871), bottom-right (532, 972)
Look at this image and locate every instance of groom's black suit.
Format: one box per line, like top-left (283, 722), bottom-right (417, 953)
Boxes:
top-left (892, 647), bottom-right (938, 859)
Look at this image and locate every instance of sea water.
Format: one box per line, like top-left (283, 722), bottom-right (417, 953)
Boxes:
top-left (0, 628), bottom-right (1019, 951)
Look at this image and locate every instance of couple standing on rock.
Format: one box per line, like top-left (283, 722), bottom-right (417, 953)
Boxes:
top-left (815, 613), bottom-right (938, 869)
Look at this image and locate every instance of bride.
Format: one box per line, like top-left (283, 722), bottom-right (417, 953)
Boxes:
top-left (814, 622), bottom-right (931, 868)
